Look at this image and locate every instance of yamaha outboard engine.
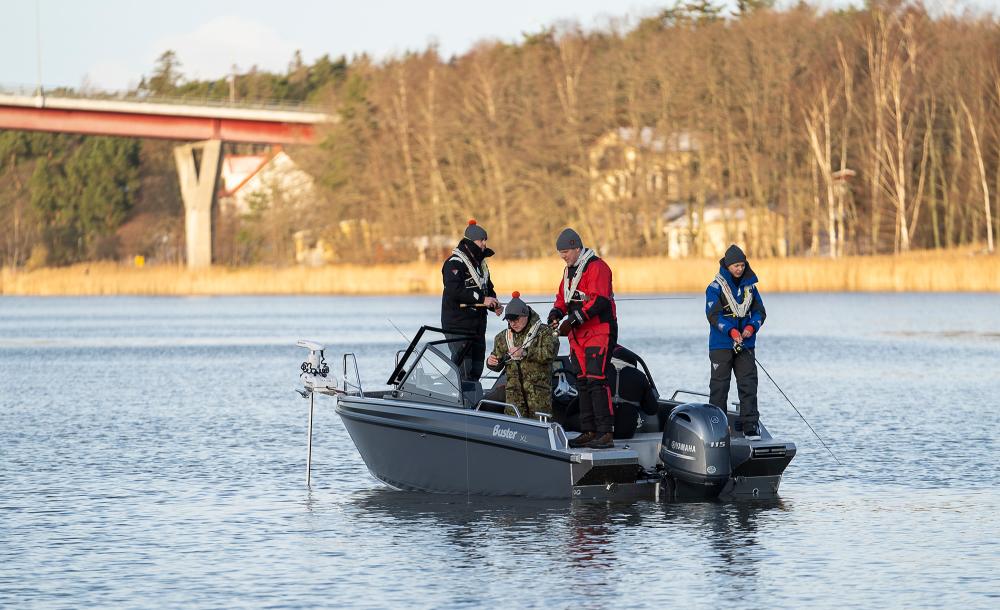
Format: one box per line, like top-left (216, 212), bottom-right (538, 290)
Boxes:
top-left (659, 403), bottom-right (731, 499)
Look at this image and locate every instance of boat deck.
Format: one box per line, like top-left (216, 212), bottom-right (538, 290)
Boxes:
top-left (566, 432), bottom-right (662, 469)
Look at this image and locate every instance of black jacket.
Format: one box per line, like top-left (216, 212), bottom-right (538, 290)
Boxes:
top-left (441, 238), bottom-right (497, 330)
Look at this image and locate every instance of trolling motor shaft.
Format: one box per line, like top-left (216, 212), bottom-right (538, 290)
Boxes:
top-left (296, 340), bottom-right (340, 487)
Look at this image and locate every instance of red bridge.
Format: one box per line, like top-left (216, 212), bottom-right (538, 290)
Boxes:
top-left (0, 92), bottom-right (331, 268)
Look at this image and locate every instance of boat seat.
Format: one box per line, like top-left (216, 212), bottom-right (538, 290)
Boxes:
top-left (462, 380), bottom-right (484, 408)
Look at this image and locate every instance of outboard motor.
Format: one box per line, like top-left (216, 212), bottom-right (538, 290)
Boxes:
top-left (659, 403), bottom-right (731, 499)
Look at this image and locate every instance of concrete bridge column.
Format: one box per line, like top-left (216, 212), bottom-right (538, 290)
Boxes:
top-left (174, 140), bottom-right (223, 269)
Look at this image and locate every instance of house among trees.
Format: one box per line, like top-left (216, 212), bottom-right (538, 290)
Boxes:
top-left (218, 146), bottom-right (315, 217)
top-left (215, 146), bottom-right (323, 265)
top-left (663, 199), bottom-right (787, 259)
top-left (588, 127), bottom-right (786, 258)
top-left (589, 127), bottom-right (697, 205)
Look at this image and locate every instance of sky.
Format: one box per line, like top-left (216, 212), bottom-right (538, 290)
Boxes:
top-left (0, 0), bottom-right (994, 92)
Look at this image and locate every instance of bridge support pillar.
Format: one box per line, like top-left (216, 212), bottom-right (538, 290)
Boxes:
top-left (174, 140), bottom-right (223, 270)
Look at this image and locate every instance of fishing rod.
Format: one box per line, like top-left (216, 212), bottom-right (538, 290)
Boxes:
top-left (736, 344), bottom-right (843, 466)
top-left (461, 296), bottom-right (694, 308)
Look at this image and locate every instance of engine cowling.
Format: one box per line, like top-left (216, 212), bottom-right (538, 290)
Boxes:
top-left (659, 403), bottom-right (731, 497)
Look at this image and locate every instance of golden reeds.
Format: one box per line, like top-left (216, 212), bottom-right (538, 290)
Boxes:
top-left (2, 251), bottom-right (998, 296)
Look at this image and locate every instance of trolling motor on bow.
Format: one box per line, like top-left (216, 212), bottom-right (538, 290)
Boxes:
top-left (297, 339), bottom-right (338, 393)
top-left (295, 339), bottom-right (341, 487)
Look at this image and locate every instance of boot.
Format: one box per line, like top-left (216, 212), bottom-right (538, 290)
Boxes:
top-left (568, 431), bottom-right (595, 448)
top-left (586, 432), bottom-right (614, 449)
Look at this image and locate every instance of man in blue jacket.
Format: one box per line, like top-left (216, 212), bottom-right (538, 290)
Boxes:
top-left (706, 245), bottom-right (766, 436)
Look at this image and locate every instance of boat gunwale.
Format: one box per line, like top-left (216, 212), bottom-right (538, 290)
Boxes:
top-left (335, 395), bottom-right (574, 463)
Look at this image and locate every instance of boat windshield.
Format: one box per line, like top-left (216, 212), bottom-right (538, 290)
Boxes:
top-left (398, 345), bottom-right (463, 403)
top-left (387, 326), bottom-right (473, 406)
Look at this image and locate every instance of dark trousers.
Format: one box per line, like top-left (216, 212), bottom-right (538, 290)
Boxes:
top-left (446, 332), bottom-right (486, 381)
top-left (570, 324), bottom-right (617, 434)
top-left (709, 348), bottom-right (759, 427)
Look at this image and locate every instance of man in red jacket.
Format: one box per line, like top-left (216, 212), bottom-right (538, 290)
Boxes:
top-left (547, 228), bottom-right (618, 449)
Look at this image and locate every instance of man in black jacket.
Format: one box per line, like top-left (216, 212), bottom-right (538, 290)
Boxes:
top-left (441, 219), bottom-right (501, 381)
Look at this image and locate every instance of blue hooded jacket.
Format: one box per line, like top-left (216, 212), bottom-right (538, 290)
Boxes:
top-left (705, 264), bottom-right (766, 351)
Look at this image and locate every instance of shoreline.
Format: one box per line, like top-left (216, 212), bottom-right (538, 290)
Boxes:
top-left (2, 251), bottom-right (998, 296)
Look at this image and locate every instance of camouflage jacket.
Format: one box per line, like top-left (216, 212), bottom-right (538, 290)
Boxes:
top-left (487, 310), bottom-right (559, 419)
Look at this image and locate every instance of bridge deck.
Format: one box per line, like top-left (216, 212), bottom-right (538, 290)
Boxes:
top-left (0, 94), bottom-right (331, 144)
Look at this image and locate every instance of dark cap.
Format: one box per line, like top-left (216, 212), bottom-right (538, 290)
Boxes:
top-left (720, 244), bottom-right (748, 267)
top-left (464, 219), bottom-right (488, 241)
top-left (504, 291), bottom-right (531, 319)
top-left (556, 228), bottom-right (583, 251)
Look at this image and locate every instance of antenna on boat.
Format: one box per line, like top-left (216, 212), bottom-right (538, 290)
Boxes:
top-left (747, 350), bottom-right (843, 467)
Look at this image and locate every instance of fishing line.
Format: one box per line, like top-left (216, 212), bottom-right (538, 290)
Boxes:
top-left (523, 296), bottom-right (695, 304)
top-left (461, 296), bottom-right (694, 309)
top-left (386, 319), bottom-right (472, 500)
top-left (745, 348), bottom-right (843, 466)
top-left (386, 319), bottom-right (465, 398)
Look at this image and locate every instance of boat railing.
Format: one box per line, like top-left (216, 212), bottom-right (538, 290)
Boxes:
top-left (669, 389), bottom-right (738, 410)
top-left (342, 353), bottom-right (364, 396)
top-left (670, 389), bottom-right (709, 401)
top-left (474, 399), bottom-right (521, 418)
top-left (548, 422), bottom-right (569, 450)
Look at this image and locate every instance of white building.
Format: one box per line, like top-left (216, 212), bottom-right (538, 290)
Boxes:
top-left (663, 199), bottom-right (787, 259)
top-left (218, 146), bottom-right (315, 216)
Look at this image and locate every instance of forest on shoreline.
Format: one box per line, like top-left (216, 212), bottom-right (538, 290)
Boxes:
top-left (2, 0), bottom-right (998, 268)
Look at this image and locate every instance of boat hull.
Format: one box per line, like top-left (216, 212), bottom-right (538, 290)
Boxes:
top-left (333, 395), bottom-right (793, 501)
top-left (337, 395), bottom-right (583, 498)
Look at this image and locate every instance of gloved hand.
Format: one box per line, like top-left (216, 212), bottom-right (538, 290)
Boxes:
top-left (547, 308), bottom-right (563, 326)
top-left (742, 325), bottom-right (754, 339)
top-left (569, 307), bottom-right (587, 327)
top-left (730, 328), bottom-right (744, 353)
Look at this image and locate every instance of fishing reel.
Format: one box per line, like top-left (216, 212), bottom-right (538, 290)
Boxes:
top-left (297, 339), bottom-right (338, 393)
top-left (499, 344), bottom-right (529, 366)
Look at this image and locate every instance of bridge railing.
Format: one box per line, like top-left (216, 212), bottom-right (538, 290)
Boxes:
top-left (0, 83), bottom-right (327, 114)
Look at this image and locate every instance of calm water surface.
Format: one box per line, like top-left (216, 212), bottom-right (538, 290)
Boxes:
top-left (2, 294), bottom-right (998, 608)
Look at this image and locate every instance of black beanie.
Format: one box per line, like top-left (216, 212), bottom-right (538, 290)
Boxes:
top-left (556, 228), bottom-right (583, 250)
top-left (720, 244), bottom-right (748, 267)
top-left (464, 219), bottom-right (487, 241)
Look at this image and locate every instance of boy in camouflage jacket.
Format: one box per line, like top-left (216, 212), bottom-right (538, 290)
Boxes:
top-left (486, 292), bottom-right (560, 420)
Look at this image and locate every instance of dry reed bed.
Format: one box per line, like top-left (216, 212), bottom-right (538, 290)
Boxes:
top-left (2, 252), bottom-right (998, 296)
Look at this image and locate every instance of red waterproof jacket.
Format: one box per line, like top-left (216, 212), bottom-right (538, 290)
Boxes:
top-left (550, 256), bottom-right (617, 333)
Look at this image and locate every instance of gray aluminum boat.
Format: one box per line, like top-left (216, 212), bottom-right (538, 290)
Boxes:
top-left (296, 326), bottom-right (795, 501)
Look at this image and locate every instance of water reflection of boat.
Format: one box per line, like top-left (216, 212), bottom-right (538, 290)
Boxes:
top-left (345, 489), bottom-right (789, 582)
top-left (296, 327), bottom-right (796, 501)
